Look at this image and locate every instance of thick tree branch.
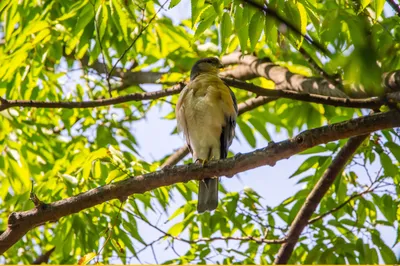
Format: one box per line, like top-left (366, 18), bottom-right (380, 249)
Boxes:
top-left (1, 110), bottom-right (399, 253)
top-left (161, 96), bottom-right (275, 168)
top-left (221, 52), bottom-right (400, 98)
top-left (221, 53), bottom-right (348, 97)
top-left (274, 134), bottom-right (369, 264)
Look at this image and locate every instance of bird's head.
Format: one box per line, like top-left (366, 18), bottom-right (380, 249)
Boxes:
top-left (190, 57), bottom-right (224, 81)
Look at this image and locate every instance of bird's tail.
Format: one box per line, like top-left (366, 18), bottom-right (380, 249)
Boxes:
top-left (197, 177), bottom-right (219, 213)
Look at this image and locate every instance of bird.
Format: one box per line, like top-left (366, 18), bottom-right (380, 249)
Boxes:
top-left (175, 57), bottom-right (238, 213)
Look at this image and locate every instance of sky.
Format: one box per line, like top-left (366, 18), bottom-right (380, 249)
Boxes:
top-left (120, 0), bottom-right (399, 264)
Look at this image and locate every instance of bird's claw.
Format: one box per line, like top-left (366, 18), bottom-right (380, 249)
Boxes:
top-left (195, 158), bottom-right (208, 166)
top-left (30, 179), bottom-right (46, 208)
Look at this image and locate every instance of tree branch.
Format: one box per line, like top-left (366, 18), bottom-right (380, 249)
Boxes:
top-left (222, 78), bottom-right (390, 109)
top-left (1, 110), bottom-right (399, 253)
top-left (221, 52), bottom-right (400, 98)
top-left (274, 134), bottom-right (369, 264)
top-left (0, 83), bottom-right (185, 112)
top-left (32, 247), bottom-right (55, 264)
top-left (387, 0), bottom-right (400, 16)
top-left (2, 78), bottom-right (394, 112)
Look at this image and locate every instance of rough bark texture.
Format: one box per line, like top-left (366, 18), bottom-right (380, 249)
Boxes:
top-left (221, 52), bottom-right (400, 98)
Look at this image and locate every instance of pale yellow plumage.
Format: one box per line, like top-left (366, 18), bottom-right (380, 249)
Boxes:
top-left (176, 58), bottom-right (237, 213)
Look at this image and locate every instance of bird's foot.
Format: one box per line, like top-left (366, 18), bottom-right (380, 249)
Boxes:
top-left (30, 179), bottom-right (46, 208)
top-left (195, 158), bottom-right (208, 166)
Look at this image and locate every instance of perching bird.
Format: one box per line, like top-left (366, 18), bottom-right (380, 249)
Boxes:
top-left (176, 57), bottom-right (238, 213)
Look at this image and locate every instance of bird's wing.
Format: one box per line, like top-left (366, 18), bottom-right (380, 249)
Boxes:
top-left (219, 83), bottom-right (238, 159)
top-left (176, 84), bottom-right (193, 153)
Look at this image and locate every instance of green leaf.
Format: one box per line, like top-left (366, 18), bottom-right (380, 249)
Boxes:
top-left (382, 194), bottom-right (396, 224)
top-left (299, 145), bottom-right (328, 155)
top-left (385, 142), bottom-right (400, 162)
top-left (380, 152), bottom-right (397, 177)
top-left (380, 242), bottom-right (397, 264)
top-left (360, 0), bottom-right (371, 10)
top-left (248, 12), bottom-right (264, 52)
top-left (191, 0), bottom-right (205, 26)
top-left (290, 156), bottom-right (321, 178)
top-left (169, 0), bottom-right (181, 9)
top-left (237, 120), bottom-right (256, 148)
top-left (248, 117), bottom-right (271, 141)
top-left (194, 10), bottom-right (217, 38)
top-left (212, 0), bottom-right (223, 16)
top-left (234, 5), bottom-right (248, 51)
top-left (96, 4), bottom-right (109, 41)
top-left (285, 1), bottom-right (307, 48)
top-left (373, 0), bottom-right (385, 19)
top-left (78, 252), bottom-right (96, 265)
top-left (264, 14), bottom-right (278, 48)
top-left (112, 0), bottom-right (130, 42)
top-left (96, 125), bottom-right (117, 148)
top-left (168, 205), bottom-right (185, 221)
top-left (168, 221), bottom-right (185, 237)
top-left (220, 12), bottom-right (232, 52)
top-left (122, 219), bottom-right (146, 245)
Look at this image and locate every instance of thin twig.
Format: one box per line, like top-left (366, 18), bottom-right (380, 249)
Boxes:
top-left (96, 202), bottom-right (124, 263)
top-left (0, 83), bottom-right (184, 112)
top-left (123, 205), bottom-right (286, 245)
top-left (150, 245), bottom-right (159, 264)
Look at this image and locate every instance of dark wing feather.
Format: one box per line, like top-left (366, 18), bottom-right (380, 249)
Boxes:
top-left (220, 85), bottom-right (238, 159)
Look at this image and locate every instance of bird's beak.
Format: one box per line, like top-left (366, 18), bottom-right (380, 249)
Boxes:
top-left (218, 63), bottom-right (224, 69)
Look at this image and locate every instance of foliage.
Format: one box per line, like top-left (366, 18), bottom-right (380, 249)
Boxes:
top-left (0, 0), bottom-right (400, 264)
